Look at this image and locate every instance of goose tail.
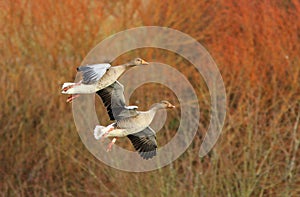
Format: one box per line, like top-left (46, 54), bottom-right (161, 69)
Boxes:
top-left (94, 123), bottom-right (116, 140)
top-left (61, 82), bottom-right (76, 94)
top-left (94, 125), bottom-right (107, 140)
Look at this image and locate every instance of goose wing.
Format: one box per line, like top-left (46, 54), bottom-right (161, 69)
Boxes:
top-left (96, 81), bottom-right (138, 120)
top-left (127, 127), bottom-right (157, 160)
top-left (77, 63), bottom-right (111, 84)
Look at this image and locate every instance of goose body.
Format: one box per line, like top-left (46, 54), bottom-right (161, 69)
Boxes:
top-left (104, 105), bottom-right (168, 137)
top-left (97, 108), bottom-right (158, 138)
top-left (61, 58), bottom-right (149, 102)
top-left (94, 81), bottom-right (175, 159)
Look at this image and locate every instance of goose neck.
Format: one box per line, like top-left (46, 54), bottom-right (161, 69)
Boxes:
top-left (150, 103), bottom-right (163, 111)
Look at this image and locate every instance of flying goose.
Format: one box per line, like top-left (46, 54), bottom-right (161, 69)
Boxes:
top-left (61, 58), bottom-right (149, 102)
top-left (94, 81), bottom-right (175, 159)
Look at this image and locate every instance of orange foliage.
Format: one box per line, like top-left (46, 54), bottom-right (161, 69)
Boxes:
top-left (0, 0), bottom-right (299, 196)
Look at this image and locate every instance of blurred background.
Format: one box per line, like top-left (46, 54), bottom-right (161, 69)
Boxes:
top-left (1, 0), bottom-right (299, 196)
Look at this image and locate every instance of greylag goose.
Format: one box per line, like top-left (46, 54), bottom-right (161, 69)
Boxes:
top-left (94, 81), bottom-right (175, 159)
top-left (61, 58), bottom-right (149, 102)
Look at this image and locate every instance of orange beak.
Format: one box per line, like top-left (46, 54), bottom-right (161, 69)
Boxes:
top-left (168, 104), bottom-right (175, 109)
top-left (141, 60), bottom-right (149, 65)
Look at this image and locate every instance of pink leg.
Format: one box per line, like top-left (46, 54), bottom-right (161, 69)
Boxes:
top-left (107, 138), bottom-right (117, 152)
top-left (62, 81), bottom-right (82, 92)
top-left (66, 94), bottom-right (80, 103)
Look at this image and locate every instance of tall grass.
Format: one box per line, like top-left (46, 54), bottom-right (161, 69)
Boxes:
top-left (0, 0), bottom-right (299, 196)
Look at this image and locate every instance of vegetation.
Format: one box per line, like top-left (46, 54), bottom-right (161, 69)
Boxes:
top-left (1, 0), bottom-right (299, 196)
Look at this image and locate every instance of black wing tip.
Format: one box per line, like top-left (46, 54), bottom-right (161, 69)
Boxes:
top-left (127, 135), bottom-right (157, 160)
top-left (139, 150), bottom-right (157, 160)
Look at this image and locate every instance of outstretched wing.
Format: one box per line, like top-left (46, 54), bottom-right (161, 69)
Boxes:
top-left (127, 127), bottom-right (157, 160)
top-left (77, 63), bottom-right (111, 84)
top-left (96, 81), bottom-right (138, 120)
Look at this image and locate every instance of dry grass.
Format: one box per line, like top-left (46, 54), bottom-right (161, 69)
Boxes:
top-left (1, 0), bottom-right (300, 196)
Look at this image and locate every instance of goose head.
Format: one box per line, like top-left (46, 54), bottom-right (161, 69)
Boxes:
top-left (126, 58), bottom-right (149, 66)
top-left (153, 100), bottom-right (175, 110)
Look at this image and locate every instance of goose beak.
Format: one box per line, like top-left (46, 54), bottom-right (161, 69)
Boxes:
top-left (168, 104), bottom-right (175, 109)
top-left (141, 60), bottom-right (149, 65)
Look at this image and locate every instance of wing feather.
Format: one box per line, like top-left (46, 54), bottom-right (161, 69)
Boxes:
top-left (77, 63), bottom-right (111, 84)
top-left (96, 81), bottom-right (138, 120)
top-left (127, 127), bottom-right (157, 160)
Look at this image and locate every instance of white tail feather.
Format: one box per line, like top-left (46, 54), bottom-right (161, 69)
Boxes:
top-left (94, 123), bottom-right (116, 140)
top-left (62, 82), bottom-right (75, 90)
top-left (61, 82), bottom-right (97, 94)
top-left (94, 125), bottom-right (106, 140)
